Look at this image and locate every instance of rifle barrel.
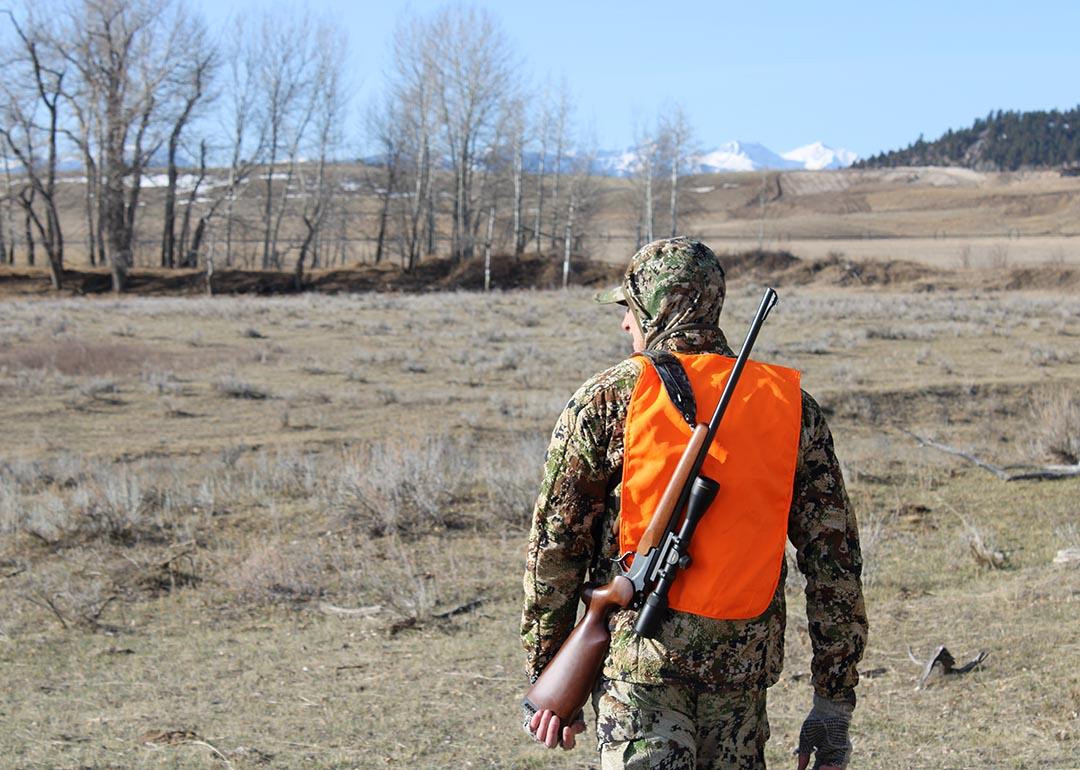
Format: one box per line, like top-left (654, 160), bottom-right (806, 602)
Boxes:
top-left (674, 287), bottom-right (779, 523)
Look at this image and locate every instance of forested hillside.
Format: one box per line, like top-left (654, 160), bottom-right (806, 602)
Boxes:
top-left (857, 107), bottom-right (1080, 171)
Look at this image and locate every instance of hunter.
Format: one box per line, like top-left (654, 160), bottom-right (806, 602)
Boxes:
top-left (521, 237), bottom-right (867, 769)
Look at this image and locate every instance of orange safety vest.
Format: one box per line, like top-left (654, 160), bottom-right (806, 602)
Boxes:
top-left (619, 353), bottom-right (802, 620)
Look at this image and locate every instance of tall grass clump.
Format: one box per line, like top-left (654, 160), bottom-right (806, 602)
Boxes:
top-left (1033, 389), bottom-right (1080, 464)
top-left (480, 435), bottom-right (546, 527)
top-left (0, 476), bottom-right (20, 534)
top-left (214, 375), bottom-right (270, 400)
top-left (332, 434), bottom-right (474, 536)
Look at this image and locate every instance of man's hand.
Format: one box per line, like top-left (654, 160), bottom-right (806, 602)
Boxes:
top-left (527, 708), bottom-right (586, 750)
top-left (795, 695), bottom-right (853, 770)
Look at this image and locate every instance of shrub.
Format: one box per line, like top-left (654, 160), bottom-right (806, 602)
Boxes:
top-left (1033, 389), bottom-right (1080, 464)
top-left (214, 376), bottom-right (270, 400)
top-left (223, 543), bottom-right (324, 604)
top-left (0, 477), bottom-right (24, 535)
top-left (332, 434), bottom-right (473, 536)
top-left (480, 435), bottom-right (546, 527)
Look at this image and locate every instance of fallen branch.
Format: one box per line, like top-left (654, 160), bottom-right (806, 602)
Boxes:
top-left (1054, 547), bottom-right (1080, 565)
top-left (23, 593), bottom-right (70, 630)
top-left (904, 431), bottom-right (1080, 481)
top-left (911, 645), bottom-right (989, 689)
top-left (186, 739), bottom-right (233, 768)
top-left (318, 602), bottom-right (382, 618)
top-left (432, 596), bottom-right (485, 620)
top-left (445, 671), bottom-right (517, 682)
top-left (383, 596), bottom-right (487, 636)
top-left (334, 664), bottom-right (366, 673)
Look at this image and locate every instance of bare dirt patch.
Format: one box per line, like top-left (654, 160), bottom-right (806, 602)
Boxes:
top-left (0, 338), bottom-right (204, 378)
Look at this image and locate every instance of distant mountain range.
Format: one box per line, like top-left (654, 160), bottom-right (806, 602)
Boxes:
top-left (56, 140), bottom-right (858, 178)
top-left (358, 140), bottom-right (858, 177)
top-left (585, 141), bottom-right (858, 176)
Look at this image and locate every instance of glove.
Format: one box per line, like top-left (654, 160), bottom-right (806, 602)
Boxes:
top-left (796, 694), bottom-right (853, 769)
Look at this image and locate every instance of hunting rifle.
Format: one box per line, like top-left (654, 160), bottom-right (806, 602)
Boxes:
top-left (524, 287), bottom-right (780, 729)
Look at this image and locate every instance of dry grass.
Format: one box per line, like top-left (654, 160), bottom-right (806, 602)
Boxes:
top-left (1, 283), bottom-right (1079, 768)
top-left (1032, 388), bottom-right (1080, 464)
top-left (214, 375), bottom-right (272, 400)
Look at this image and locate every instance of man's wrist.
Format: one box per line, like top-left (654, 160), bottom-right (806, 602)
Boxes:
top-left (813, 686), bottom-right (856, 709)
top-left (811, 693), bottom-right (854, 719)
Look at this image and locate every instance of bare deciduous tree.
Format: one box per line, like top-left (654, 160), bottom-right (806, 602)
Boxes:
top-left (160, 8), bottom-right (216, 268)
top-left (255, 14), bottom-right (314, 269)
top-left (631, 124), bottom-right (659, 246)
top-left (548, 78), bottom-right (572, 252)
top-left (658, 104), bottom-right (694, 238)
top-left (382, 13), bottom-right (438, 270)
top-left (365, 97), bottom-right (402, 267)
top-left (508, 102), bottom-right (526, 255)
top-left (532, 96), bottom-right (550, 254)
top-left (1, 6), bottom-right (66, 289)
top-left (428, 6), bottom-right (515, 261)
top-left (216, 14), bottom-right (266, 268)
top-left (175, 138), bottom-right (207, 267)
top-left (295, 27), bottom-right (346, 289)
top-left (561, 147), bottom-right (599, 285)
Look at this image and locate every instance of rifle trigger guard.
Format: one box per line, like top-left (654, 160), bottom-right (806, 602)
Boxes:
top-left (612, 551), bottom-right (633, 570)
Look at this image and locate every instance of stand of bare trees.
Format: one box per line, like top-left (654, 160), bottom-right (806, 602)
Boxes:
top-left (0, 2), bottom-right (699, 291)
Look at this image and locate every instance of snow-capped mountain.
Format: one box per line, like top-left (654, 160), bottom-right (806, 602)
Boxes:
top-left (781, 142), bottom-right (859, 171)
top-left (586, 149), bottom-right (637, 177)
top-left (690, 141), bottom-right (800, 173)
top-left (588, 140), bottom-right (858, 176)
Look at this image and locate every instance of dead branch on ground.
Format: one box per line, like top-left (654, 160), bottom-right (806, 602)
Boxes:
top-left (903, 430), bottom-right (1080, 481)
top-left (908, 644), bottom-right (989, 689)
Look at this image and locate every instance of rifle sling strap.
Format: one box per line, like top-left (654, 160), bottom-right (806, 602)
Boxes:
top-left (637, 350), bottom-right (697, 428)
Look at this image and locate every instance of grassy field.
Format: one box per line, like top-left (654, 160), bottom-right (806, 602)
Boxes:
top-left (2, 279), bottom-right (1079, 768)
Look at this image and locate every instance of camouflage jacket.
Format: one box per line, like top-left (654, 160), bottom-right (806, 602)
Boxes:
top-left (521, 327), bottom-right (868, 703)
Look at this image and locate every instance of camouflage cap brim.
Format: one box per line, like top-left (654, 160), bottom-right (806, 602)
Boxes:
top-left (594, 284), bottom-right (627, 305)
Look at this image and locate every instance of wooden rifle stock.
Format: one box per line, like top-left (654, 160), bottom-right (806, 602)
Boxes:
top-left (523, 575), bottom-right (634, 724)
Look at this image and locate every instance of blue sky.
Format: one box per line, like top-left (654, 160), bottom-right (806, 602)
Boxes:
top-left (194, 0), bottom-right (1080, 159)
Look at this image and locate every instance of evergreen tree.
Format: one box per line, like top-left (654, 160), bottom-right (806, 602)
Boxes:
top-left (856, 105), bottom-right (1080, 170)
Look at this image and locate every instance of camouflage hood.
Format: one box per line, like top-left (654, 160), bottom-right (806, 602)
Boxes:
top-left (597, 237), bottom-right (726, 350)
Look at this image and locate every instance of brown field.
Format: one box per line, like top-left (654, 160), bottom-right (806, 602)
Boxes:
top-left (2, 267), bottom-right (1080, 768)
top-left (586, 167), bottom-right (1080, 267)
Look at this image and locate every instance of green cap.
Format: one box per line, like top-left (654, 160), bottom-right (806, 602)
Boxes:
top-left (594, 284), bottom-right (627, 305)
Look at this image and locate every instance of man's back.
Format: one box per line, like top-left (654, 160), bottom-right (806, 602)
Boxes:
top-left (521, 237), bottom-right (867, 768)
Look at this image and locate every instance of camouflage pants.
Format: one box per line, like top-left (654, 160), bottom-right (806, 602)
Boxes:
top-left (592, 678), bottom-right (769, 770)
